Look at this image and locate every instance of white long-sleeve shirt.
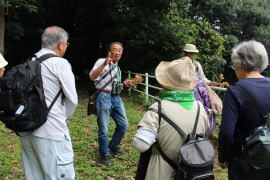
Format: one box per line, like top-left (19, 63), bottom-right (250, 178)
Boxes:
top-left (192, 60), bottom-right (211, 84)
top-left (31, 48), bottom-right (78, 141)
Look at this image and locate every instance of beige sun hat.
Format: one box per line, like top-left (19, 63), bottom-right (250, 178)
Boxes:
top-left (0, 53), bottom-right (8, 68)
top-left (155, 58), bottom-right (195, 91)
top-left (183, 44), bottom-right (199, 53)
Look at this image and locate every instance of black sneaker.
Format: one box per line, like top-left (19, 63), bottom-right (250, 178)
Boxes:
top-left (99, 155), bottom-right (112, 166)
top-left (109, 145), bottom-right (124, 155)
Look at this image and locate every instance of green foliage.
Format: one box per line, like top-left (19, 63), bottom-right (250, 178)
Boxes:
top-left (3, 0), bottom-right (227, 81)
top-left (3, 0), bottom-right (38, 48)
top-left (164, 6), bottom-right (226, 81)
top-left (0, 0), bottom-right (37, 12)
top-left (188, 0), bottom-right (270, 81)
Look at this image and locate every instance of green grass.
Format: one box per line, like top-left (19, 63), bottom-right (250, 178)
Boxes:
top-left (0, 92), bottom-right (227, 180)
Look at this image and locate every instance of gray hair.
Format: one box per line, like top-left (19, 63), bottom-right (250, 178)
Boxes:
top-left (41, 26), bottom-right (69, 49)
top-left (108, 42), bottom-right (123, 51)
top-left (231, 40), bottom-right (268, 73)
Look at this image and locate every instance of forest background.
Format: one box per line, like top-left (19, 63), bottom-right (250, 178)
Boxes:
top-left (1, 0), bottom-right (270, 86)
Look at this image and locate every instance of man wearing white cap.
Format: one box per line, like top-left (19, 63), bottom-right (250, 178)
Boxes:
top-left (183, 43), bottom-right (218, 85)
top-left (182, 44), bottom-right (222, 134)
top-left (134, 58), bottom-right (209, 180)
top-left (0, 53), bottom-right (8, 78)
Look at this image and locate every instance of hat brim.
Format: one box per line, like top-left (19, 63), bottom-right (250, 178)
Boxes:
top-left (183, 49), bottom-right (199, 53)
top-left (155, 61), bottom-right (195, 91)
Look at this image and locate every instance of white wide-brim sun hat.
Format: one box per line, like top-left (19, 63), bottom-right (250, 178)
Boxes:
top-left (0, 53), bottom-right (8, 68)
top-left (183, 44), bottom-right (199, 53)
top-left (155, 58), bottom-right (195, 91)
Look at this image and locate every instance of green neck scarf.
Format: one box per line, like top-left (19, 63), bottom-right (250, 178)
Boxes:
top-left (160, 91), bottom-right (195, 110)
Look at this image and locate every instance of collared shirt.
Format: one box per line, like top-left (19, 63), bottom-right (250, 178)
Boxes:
top-left (90, 58), bottom-right (121, 91)
top-left (192, 60), bottom-right (211, 84)
top-left (30, 48), bottom-right (78, 141)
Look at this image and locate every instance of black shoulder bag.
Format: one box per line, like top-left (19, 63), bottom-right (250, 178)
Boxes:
top-left (87, 65), bottom-right (117, 115)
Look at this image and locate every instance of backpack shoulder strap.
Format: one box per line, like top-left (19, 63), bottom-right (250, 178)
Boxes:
top-left (149, 101), bottom-right (199, 170)
top-left (148, 101), bottom-right (187, 137)
top-left (153, 100), bottom-right (178, 170)
top-left (148, 101), bottom-right (201, 170)
top-left (190, 101), bottom-right (201, 140)
top-left (35, 53), bottom-right (62, 113)
top-left (47, 89), bottom-right (62, 113)
top-left (36, 53), bottom-right (58, 63)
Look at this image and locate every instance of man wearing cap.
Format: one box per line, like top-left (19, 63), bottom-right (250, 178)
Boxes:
top-left (134, 58), bottom-right (209, 180)
top-left (183, 44), bottom-right (218, 85)
top-left (181, 44), bottom-right (222, 134)
top-left (0, 53), bottom-right (8, 78)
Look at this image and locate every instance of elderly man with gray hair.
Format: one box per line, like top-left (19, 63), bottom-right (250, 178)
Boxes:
top-left (20, 26), bottom-right (78, 180)
top-left (218, 40), bottom-right (270, 179)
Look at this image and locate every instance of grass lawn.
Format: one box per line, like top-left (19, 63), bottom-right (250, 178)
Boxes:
top-left (0, 92), bottom-right (228, 180)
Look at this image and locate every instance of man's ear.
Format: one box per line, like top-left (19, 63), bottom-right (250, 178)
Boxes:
top-left (58, 42), bottom-right (65, 51)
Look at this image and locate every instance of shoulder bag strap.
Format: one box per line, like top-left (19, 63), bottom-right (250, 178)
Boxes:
top-left (98, 74), bottom-right (116, 92)
top-left (233, 85), bottom-right (266, 118)
top-left (96, 63), bottom-right (117, 85)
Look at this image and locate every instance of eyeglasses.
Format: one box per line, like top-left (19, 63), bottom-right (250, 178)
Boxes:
top-left (111, 48), bottom-right (123, 53)
top-left (231, 65), bottom-right (239, 70)
top-left (61, 42), bottom-right (70, 46)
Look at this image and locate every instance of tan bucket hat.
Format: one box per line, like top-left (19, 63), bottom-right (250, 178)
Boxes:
top-left (183, 44), bottom-right (199, 53)
top-left (0, 53), bottom-right (8, 68)
top-left (155, 58), bottom-right (195, 91)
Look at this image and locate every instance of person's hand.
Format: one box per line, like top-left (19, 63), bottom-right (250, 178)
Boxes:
top-left (207, 86), bottom-right (223, 115)
top-left (209, 81), bottom-right (220, 86)
top-left (218, 162), bottom-right (228, 169)
top-left (123, 79), bottom-right (132, 87)
top-left (212, 102), bottom-right (223, 116)
top-left (104, 52), bottom-right (113, 65)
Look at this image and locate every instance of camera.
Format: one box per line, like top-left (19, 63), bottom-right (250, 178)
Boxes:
top-left (111, 81), bottom-right (123, 95)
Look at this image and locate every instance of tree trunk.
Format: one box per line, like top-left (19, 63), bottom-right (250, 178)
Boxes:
top-left (0, 6), bottom-right (5, 54)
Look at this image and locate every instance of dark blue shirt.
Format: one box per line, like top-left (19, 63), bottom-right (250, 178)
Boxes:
top-left (218, 78), bottom-right (270, 163)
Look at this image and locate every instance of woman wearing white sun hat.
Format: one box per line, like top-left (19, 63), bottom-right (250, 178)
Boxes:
top-left (0, 53), bottom-right (8, 78)
top-left (134, 58), bottom-right (209, 180)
